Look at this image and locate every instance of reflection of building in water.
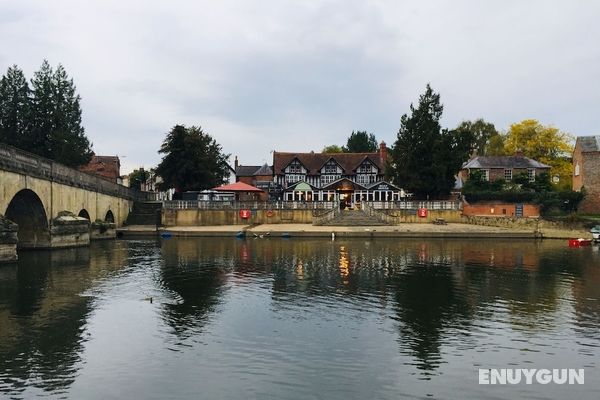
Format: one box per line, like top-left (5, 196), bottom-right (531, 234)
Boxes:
top-left (338, 246), bottom-right (350, 284)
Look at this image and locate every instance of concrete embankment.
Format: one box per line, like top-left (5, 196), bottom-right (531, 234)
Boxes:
top-left (118, 223), bottom-right (543, 239)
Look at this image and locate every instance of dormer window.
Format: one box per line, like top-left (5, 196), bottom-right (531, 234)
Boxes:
top-left (323, 160), bottom-right (338, 174)
top-left (288, 160), bottom-right (302, 174)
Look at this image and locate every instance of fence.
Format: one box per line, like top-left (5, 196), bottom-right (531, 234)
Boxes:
top-left (364, 201), bottom-right (462, 210)
top-left (163, 201), bottom-right (337, 210)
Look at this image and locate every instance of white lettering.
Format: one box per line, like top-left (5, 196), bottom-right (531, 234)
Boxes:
top-left (522, 369), bottom-right (536, 385)
top-left (479, 369), bottom-right (490, 384)
top-left (569, 369), bottom-right (584, 385)
top-left (553, 369), bottom-right (568, 384)
top-left (536, 369), bottom-right (552, 384)
top-left (506, 369), bottom-right (521, 384)
top-left (490, 369), bottom-right (506, 385)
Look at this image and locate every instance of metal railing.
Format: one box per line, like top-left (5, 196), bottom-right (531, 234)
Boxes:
top-left (365, 201), bottom-right (461, 210)
top-left (163, 201), bottom-right (337, 210)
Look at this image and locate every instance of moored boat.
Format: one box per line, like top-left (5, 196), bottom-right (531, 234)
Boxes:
top-left (591, 225), bottom-right (600, 242)
top-left (569, 238), bottom-right (593, 247)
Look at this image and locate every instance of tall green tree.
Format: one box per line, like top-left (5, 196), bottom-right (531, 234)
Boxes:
top-left (156, 125), bottom-right (231, 191)
top-left (344, 130), bottom-right (378, 152)
top-left (388, 84), bottom-right (473, 198)
top-left (27, 60), bottom-right (92, 166)
top-left (48, 64), bottom-right (93, 166)
top-left (455, 118), bottom-right (498, 156)
top-left (0, 65), bottom-right (31, 147)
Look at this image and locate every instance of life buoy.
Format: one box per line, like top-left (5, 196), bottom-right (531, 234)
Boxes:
top-left (266, 210), bottom-right (274, 217)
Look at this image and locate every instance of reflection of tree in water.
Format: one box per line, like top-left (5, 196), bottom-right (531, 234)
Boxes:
top-left (391, 262), bottom-right (473, 374)
top-left (159, 240), bottom-right (228, 339)
top-left (0, 249), bottom-right (92, 397)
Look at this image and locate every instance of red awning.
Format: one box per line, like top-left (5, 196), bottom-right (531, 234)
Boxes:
top-left (212, 182), bottom-right (264, 192)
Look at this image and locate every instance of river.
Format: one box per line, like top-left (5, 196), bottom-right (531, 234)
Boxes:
top-left (0, 238), bottom-right (599, 399)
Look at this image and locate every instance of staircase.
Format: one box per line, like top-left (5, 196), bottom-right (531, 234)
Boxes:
top-left (126, 201), bottom-right (162, 225)
top-left (319, 209), bottom-right (388, 226)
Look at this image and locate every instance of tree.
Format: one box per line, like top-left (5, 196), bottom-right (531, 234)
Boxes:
top-left (155, 125), bottom-right (230, 191)
top-left (388, 84), bottom-right (473, 198)
top-left (0, 65), bottom-right (31, 147)
top-left (504, 119), bottom-right (573, 190)
top-left (344, 130), bottom-right (377, 153)
top-left (48, 64), bottom-right (93, 166)
top-left (321, 144), bottom-right (343, 153)
top-left (129, 168), bottom-right (151, 190)
top-left (25, 60), bottom-right (93, 166)
top-left (455, 118), bottom-right (498, 156)
top-left (485, 133), bottom-right (507, 156)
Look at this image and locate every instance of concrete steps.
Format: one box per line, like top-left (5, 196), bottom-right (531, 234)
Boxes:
top-left (320, 210), bottom-right (388, 226)
top-left (126, 202), bottom-right (162, 225)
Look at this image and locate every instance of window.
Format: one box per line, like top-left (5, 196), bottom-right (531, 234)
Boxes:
top-left (323, 161), bottom-right (338, 174)
top-left (527, 169), bottom-right (535, 182)
top-left (288, 160), bottom-right (303, 174)
top-left (482, 169), bottom-right (490, 181)
top-left (575, 162), bottom-right (580, 176)
top-left (358, 162), bottom-right (376, 174)
top-left (320, 175), bottom-right (339, 186)
top-left (286, 174), bottom-right (303, 184)
top-left (504, 169), bottom-right (512, 181)
top-left (356, 174), bottom-right (376, 185)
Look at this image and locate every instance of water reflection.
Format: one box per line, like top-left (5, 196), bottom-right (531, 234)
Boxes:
top-left (0, 238), bottom-right (598, 399)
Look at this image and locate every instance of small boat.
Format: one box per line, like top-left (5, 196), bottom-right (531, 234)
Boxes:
top-left (281, 232), bottom-right (291, 238)
top-left (569, 238), bottom-right (593, 247)
top-left (591, 225), bottom-right (600, 243)
top-left (235, 231), bottom-right (246, 239)
top-left (160, 231), bottom-right (172, 239)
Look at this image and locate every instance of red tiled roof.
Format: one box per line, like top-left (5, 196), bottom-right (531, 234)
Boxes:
top-left (212, 182), bottom-right (265, 192)
top-left (272, 151), bottom-right (385, 175)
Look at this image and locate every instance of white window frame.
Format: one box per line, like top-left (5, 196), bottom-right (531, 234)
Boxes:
top-left (482, 169), bottom-right (490, 182)
top-left (575, 163), bottom-right (580, 176)
top-left (504, 169), bottom-right (512, 181)
top-left (527, 169), bottom-right (535, 182)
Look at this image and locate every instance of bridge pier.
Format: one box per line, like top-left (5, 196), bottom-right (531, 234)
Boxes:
top-left (48, 211), bottom-right (90, 248)
top-left (0, 215), bottom-right (18, 263)
top-left (90, 221), bottom-right (117, 240)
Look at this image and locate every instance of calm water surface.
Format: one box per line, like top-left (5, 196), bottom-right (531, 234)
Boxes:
top-left (0, 238), bottom-right (599, 399)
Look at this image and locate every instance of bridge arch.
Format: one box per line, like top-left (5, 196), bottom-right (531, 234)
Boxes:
top-left (5, 189), bottom-right (51, 248)
top-left (78, 209), bottom-right (91, 220)
top-left (104, 210), bottom-right (115, 223)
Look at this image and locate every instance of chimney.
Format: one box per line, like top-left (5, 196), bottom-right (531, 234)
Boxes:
top-left (514, 149), bottom-right (524, 157)
top-left (234, 156), bottom-right (238, 169)
top-left (379, 141), bottom-right (387, 164)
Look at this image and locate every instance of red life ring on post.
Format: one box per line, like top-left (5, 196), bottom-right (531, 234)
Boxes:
top-left (266, 210), bottom-right (274, 217)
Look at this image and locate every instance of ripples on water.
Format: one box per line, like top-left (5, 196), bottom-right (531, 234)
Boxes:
top-left (0, 238), bottom-right (599, 399)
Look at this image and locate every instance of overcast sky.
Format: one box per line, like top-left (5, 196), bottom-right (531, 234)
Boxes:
top-left (1, 0), bottom-right (599, 173)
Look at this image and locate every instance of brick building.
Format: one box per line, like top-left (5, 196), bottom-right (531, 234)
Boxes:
top-left (573, 135), bottom-right (600, 213)
top-left (233, 158), bottom-right (274, 201)
top-left (78, 155), bottom-right (121, 183)
top-left (460, 153), bottom-right (551, 183)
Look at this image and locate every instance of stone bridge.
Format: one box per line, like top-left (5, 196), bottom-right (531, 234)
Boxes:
top-left (0, 143), bottom-right (147, 260)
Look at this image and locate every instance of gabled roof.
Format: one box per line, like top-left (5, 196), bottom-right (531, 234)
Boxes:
top-left (254, 163), bottom-right (273, 176)
top-left (321, 177), bottom-right (368, 191)
top-left (235, 165), bottom-right (261, 177)
top-left (273, 151), bottom-right (384, 175)
top-left (462, 156), bottom-right (551, 169)
top-left (365, 180), bottom-right (402, 191)
top-left (576, 135), bottom-right (600, 152)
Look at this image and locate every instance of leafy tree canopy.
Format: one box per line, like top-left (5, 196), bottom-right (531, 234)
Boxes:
top-left (321, 144), bottom-right (344, 153)
top-left (455, 118), bottom-right (498, 156)
top-left (129, 168), bottom-right (151, 191)
top-left (0, 60), bottom-right (93, 166)
top-left (344, 130), bottom-right (378, 153)
top-left (388, 84), bottom-right (474, 198)
top-left (504, 119), bottom-right (574, 190)
top-left (155, 125), bottom-right (230, 192)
